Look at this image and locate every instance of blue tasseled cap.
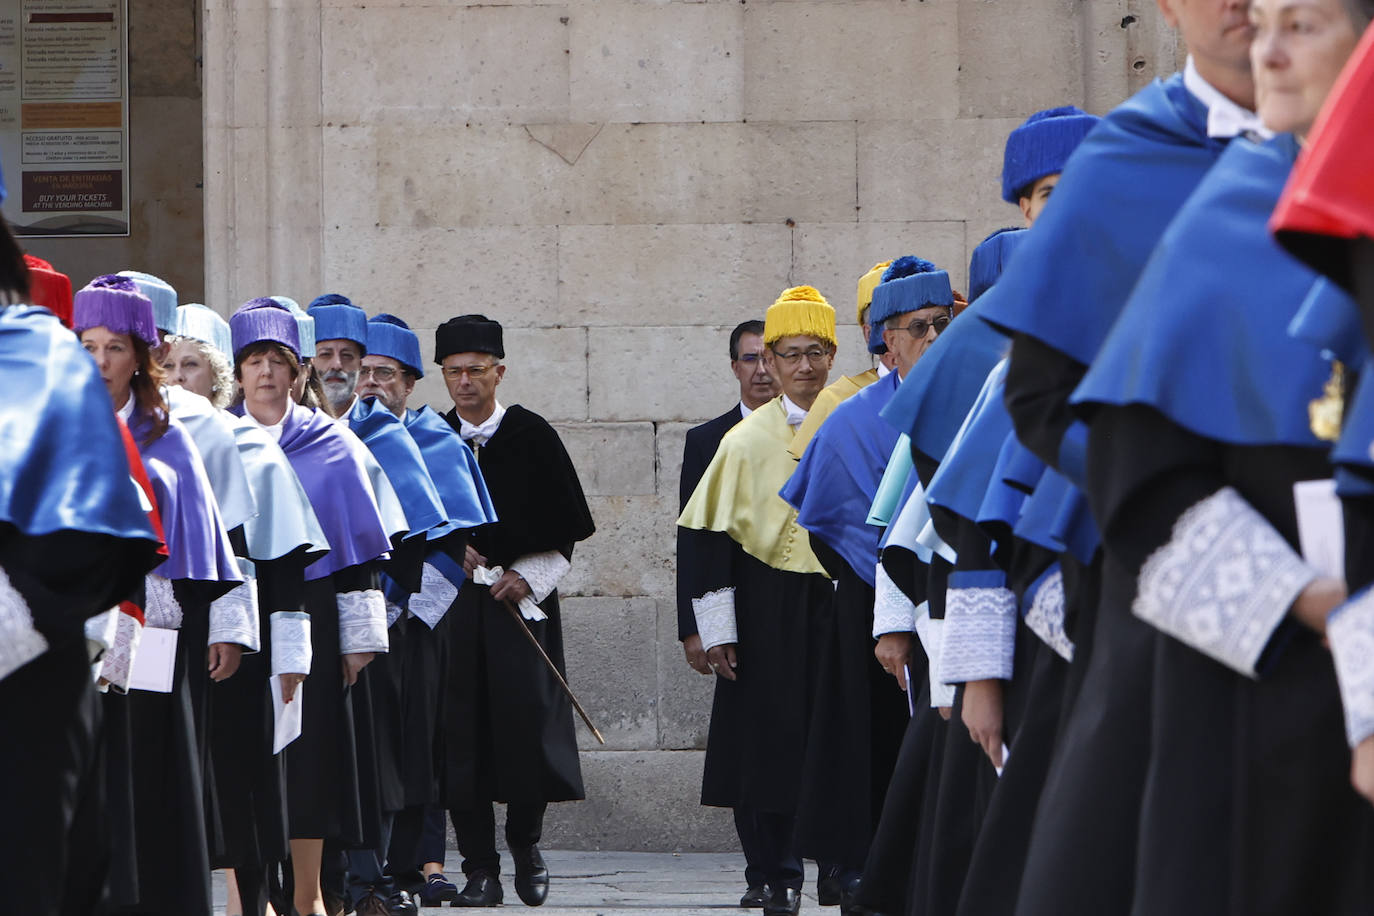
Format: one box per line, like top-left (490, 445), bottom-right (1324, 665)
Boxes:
top-left (231, 297), bottom-right (301, 361)
top-left (175, 303), bottom-right (233, 360)
top-left (307, 293), bottom-right (368, 352)
top-left (367, 313), bottom-right (424, 378)
top-left (1001, 106), bottom-right (1101, 204)
top-left (272, 296), bottom-right (315, 358)
top-left (117, 269), bottom-right (178, 333)
top-left (73, 275), bottom-right (160, 348)
top-left (867, 256), bottom-right (953, 354)
top-left (968, 228), bottom-right (1029, 303)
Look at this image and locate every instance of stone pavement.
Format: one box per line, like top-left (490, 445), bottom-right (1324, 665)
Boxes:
top-left (212, 851), bottom-right (828, 915)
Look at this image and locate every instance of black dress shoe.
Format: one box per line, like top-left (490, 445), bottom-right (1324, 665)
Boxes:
top-left (839, 875), bottom-right (864, 916)
top-left (740, 884), bottom-right (771, 907)
top-left (420, 872), bottom-right (460, 906)
top-left (763, 887), bottom-right (802, 916)
top-left (387, 889), bottom-right (419, 915)
top-left (817, 865), bottom-right (842, 906)
top-left (454, 873), bottom-right (503, 907)
top-left (510, 845), bottom-right (549, 906)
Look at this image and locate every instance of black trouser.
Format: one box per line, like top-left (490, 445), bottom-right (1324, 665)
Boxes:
top-left (734, 806), bottom-right (767, 888)
top-left (419, 804), bottom-right (448, 865)
top-left (449, 802), bottom-right (547, 877)
top-left (743, 808), bottom-right (803, 892)
top-left (347, 813), bottom-right (395, 905)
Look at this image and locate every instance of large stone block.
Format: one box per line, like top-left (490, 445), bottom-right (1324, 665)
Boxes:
top-left (556, 423), bottom-right (657, 497)
top-left (562, 494), bottom-right (675, 600)
top-left (129, 0), bottom-right (198, 97)
top-left (744, 1), bottom-right (958, 122)
top-left (858, 118), bottom-right (1021, 228)
top-left (323, 5), bottom-right (570, 124)
top-left (561, 597), bottom-right (659, 751)
top-left (588, 327), bottom-right (742, 422)
top-left (791, 221), bottom-right (970, 318)
top-left (956, 0), bottom-right (1084, 119)
top-left (542, 751), bottom-right (738, 852)
top-left (656, 592), bottom-right (716, 750)
top-left (569, 2), bottom-right (743, 123)
top-left (322, 226), bottom-right (560, 329)
top-left (410, 326), bottom-right (588, 423)
top-left (557, 224), bottom-right (792, 328)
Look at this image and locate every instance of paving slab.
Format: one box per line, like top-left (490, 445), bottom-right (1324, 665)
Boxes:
top-left (214, 851), bottom-right (827, 914)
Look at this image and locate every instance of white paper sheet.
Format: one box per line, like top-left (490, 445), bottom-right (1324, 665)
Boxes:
top-left (270, 674), bottom-right (304, 754)
top-left (1294, 478), bottom-right (1344, 580)
top-left (128, 627), bottom-right (177, 693)
top-left (904, 664), bottom-right (915, 718)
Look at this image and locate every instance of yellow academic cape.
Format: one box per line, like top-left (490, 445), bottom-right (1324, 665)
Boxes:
top-left (786, 369), bottom-right (880, 460)
top-left (678, 396), bottom-right (826, 575)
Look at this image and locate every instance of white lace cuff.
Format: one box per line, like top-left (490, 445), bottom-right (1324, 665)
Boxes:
top-left (338, 589), bottom-right (389, 654)
top-left (98, 607), bottom-right (144, 692)
top-left (210, 577), bottom-right (260, 652)
top-left (410, 562), bottom-right (460, 630)
top-left (873, 563), bottom-right (918, 637)
top-left (386, 601), bottom-right (404, 628)
top-left (1134, 487), bottom-right (1314, 678)
top-left (1327, 586), bottom-right (1374, 746)
top-left (1023, 566), bottom-right (1074, 662)
top-left (0, 565), bottom-right (48, 682)
top-left (913, 606), bottom-right (956, 708)
top-left (511, 550), bottom-right (571, 604)
top-left (692, 587), bottom-right (738, 652)
top-left (939, 573), bottom-right (1017, 683)
top-left (144, 574), bottom-right (184, 630)
top-left (270, 611), bottom-right (312, 676)
top-left (85, 608), bottom-right (120, 663)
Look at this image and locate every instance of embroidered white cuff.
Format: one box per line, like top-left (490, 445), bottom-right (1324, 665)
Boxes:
top-left (511, 550), bottom-right (571, 604)
top-left (270, 611), bottom-right (312, 676)
top-left (1134, 487), bottom-right (1314, 678)
top-left (1023, 566), bottom-right (1074, 662)
top-left (98, 607), bottom-right (144, 692)
top-left (0, 565), bottom-right (48, 682)
top-left (939, 576), bottom-right (1017, 683)
top-left (913, 606), bottom-right (956, 708)
top-left (210, 577), bottom-right (260, 652)
top-left (472, 565), bottom-right (547, 621)
top-left (386, 600), bottom-right (404, 628)
top-left (873, 563), bottom-right (918, 638)
top-left (337, 588), bottom-right (389, 654)
top-left (85, 608), bottom-right (120, 663)
top-left (693, 587), bottom-right (738, 652)
top-left (1326, 587), bottom-right (1374, 746)
top-left (410, 562), bottom-right (460, 630)
top-left (144, 574), bottom-right (184, 630)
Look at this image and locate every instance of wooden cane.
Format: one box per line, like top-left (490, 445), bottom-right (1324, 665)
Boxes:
top-left (501, 598), bottom-right (606, 745)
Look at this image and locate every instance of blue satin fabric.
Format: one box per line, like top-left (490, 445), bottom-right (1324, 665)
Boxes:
top-left (0, 305), bottom-right (160, 544)
top-left (233, 402), bottom-right (393, 581)
top-left (349, 397), bottom-right (448, 540)
top-left (975, 433), bottom-right (1040, 553)
top-left (404, 405), bottom-right (499, 534)
top-left (925, 361), bottom-right (1013, 527)
top-left (1012, 469), bottom-right (1100, 565)
top-left (1072, 136), bottom-right (1332, 448)
top-left (1289, 278), bottom-right (1369, 368)
top-left (165, 385), bottom-right (256, 532)
top-left (977, 73), bottom-right (1220, 368)
top-left (130, 411), bottom-right (243, 587)
top-left (1335, 363), bottom-right (1374, 487)
top-left (781, 370), bottom-right (901, 585)
top-left (232, 419), bottom-right (331, 563)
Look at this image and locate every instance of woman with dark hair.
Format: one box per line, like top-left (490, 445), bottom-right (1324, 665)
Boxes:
top-left (227, 298), bottom-right (394, 916)
top-left (0, 184), bottom-right (165, 915)
top-left (74, 274), bottom-right (245, 916)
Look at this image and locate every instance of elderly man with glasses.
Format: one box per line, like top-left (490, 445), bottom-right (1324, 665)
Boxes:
top-left (435, 314), bottom-right (595, 908)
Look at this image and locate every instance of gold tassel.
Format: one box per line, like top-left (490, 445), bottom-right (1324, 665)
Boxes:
top-left (1309, 359), bottom-right (1346, 443)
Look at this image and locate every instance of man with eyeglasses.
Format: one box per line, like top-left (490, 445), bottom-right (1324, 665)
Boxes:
top-left (779, 257), bottom-right (953, 914)
top-left (679, 286), bottom-right (840, 916)
top-left (674, 318), bottom-right (777, 907)
top-left (434, 314), bottom-right (595, 909)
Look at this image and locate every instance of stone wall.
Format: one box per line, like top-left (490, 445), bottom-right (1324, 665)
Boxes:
top-left (25, 0), bottom-right (205, 302)
top-left (202, 0), bottom-right (1185, 851)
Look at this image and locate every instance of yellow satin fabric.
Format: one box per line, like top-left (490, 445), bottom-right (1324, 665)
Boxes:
top-left (678, 396), bottom-right (826, 575)
top-left (786, 369), bottom-right (880, 460)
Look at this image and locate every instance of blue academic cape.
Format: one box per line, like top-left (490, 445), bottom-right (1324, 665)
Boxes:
top-left (349, 396), bottom-right (449, 540)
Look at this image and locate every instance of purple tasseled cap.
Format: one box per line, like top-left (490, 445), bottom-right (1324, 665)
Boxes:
top-left (230, 296), bottom-right (302, 361)
top-left (72, 274), bottom-right (160, 347)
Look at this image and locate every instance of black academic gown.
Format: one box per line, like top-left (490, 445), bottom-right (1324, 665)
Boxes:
top-left (439, 405), bottom-right (594, 807)
top-left (677, 406), bottom-right (745, 640)
top-left (1080, 403), bottom-right (1373, 915)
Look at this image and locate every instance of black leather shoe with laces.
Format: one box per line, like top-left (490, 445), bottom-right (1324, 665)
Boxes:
top-left (453, 873), bottom-right (504, 908)
top-left (510, 845), bottom-right (550, 906)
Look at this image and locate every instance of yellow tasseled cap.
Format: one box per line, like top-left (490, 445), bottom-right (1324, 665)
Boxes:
top-left (764, 285), bottom-right (837, 347)
top-left (856, 260), bottom-right (892, 324)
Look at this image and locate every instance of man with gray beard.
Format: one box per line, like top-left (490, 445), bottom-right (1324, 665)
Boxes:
top-left (308, 293), bottom-right (367, 418)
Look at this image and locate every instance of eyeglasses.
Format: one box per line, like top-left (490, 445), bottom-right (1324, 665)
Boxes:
top-left (770, 346), bottom-right (833, 366)
top-left (736, 353), bottom-right (764, 365)
top-left (891, 314), bottom-right (952, 338)
top-left (442, 363), bottom-right (497, 380)
top-left (359, 365), bottom-right (399, 381)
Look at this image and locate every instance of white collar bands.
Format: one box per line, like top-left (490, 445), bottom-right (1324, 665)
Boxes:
top-left (459, 400), bottom-right (506, 447)
top-left (1183, 56), bottom-right (1271, 140)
